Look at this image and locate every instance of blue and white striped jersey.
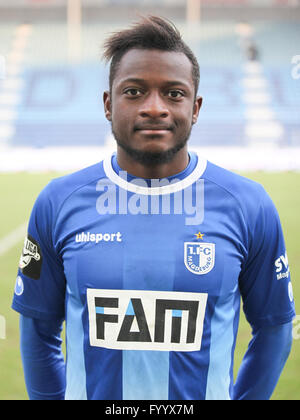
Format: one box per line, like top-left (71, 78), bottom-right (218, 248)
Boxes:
top-left (12, 151), bottom-right (295, 400)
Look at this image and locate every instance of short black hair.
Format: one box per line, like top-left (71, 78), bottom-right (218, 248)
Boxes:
top-left (103, 15), bottom-right (200, 97)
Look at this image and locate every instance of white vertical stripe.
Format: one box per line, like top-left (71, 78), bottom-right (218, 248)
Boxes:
top-left (65, 285), bottom-right (87, 400)
top-left (205, 292), bottom-right (237, 400)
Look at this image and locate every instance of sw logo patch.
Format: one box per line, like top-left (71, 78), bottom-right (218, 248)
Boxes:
top-left (184, 242), bottom-right (215, 275)
top-left (19, 234), bottom-right (43, 280)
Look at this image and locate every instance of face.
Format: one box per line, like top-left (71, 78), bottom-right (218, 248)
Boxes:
top-left (103, 49), bottom-right (202, 166)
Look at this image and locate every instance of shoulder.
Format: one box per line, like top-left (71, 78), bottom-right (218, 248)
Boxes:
top-left (203, 159), bottom-right (271, 212)
top-left (32, 160), bottom-right (106, 217)
top-left (51, 160), bottom-right (105, 194)
top-left (200, 158), bottom-right (283, 256)
top-left (195, 155), bottom-right (280, 232)
top-left (203, 159), bottom-right (264, 198)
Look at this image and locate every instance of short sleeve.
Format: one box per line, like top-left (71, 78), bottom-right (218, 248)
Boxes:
top-left (239, 187), bottom-right (295, 328)
top-left (12, 183), bottom-right (66, 321)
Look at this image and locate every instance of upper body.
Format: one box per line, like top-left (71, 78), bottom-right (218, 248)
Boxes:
top-left (12, 16), bottom-right (295, 400)
top-left (13, 151), bottom-right (295, 400)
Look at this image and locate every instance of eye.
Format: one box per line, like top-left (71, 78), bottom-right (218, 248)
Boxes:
top-left (124, 88), bottom-right (143, 97)
top-left (167, 90), bottom-right (185, 99)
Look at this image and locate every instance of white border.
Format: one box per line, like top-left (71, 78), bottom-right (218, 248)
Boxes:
top-left (87, 288), bottom-right (208, 352)
top-left (103, 153), bottom-right (207, 196)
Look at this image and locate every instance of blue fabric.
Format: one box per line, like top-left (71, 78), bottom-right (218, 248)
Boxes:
top-left (20, 314), bottom-right (293, 400)
top-left (233, 321), bottom-right (293, 400)
top-left (20, 315), bottom-right (66, 400)
top-left (13, 153), bottom-right (295, 399)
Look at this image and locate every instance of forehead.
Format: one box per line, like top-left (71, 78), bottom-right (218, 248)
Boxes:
top-left (113, 48), bottom-right (194, 88)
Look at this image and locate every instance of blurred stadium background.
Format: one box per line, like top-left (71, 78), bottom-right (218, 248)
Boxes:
top-left (0, 0), bottom-right (299, 171)
top-left (0, 0), bottom-right (299, 400)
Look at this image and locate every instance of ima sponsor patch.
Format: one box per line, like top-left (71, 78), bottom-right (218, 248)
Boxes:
top-left (19, 234), bottom-right (42, 280)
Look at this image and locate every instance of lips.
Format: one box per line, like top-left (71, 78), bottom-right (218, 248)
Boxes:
top-left (134, 124), bottom-right (173, 131)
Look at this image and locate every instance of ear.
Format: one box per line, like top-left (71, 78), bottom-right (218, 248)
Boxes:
top-left (192, 96), bottom-right (203, 124)
top-left (103, 91), bottom-right (112, 121)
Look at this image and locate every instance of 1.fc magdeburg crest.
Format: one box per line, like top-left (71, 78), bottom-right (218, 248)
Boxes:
top-left (184, 242), bottom-right (215, 275)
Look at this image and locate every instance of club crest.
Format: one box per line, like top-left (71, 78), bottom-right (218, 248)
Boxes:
top-left (184, 242), bottom-right (215, 275)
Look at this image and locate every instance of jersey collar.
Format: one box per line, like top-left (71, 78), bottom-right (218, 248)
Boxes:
top-left (103, 152), bottom-right (207, 196)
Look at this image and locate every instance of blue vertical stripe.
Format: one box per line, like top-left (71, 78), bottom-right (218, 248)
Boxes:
top-left (122, 218), bottom-right (176, 400)
top-left (205, 290), bottom-right (238, 400)
top-left (65, 285), bottom-right (87, 400)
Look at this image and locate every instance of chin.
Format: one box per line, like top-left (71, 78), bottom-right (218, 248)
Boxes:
top-left (114, 128), bottom-right (189, 166)
top-left (122, 144), bottom-right (186, 166)
top-left (139, 142), bottom-right (172, 155)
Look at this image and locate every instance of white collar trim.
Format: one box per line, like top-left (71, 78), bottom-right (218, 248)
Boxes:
top-left (103, 153), bottom-right (207, 196)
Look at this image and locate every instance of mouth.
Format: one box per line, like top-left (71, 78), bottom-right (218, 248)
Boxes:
top-left (134, 125), bottom-right (173, 135)
top-left (137, 130), bottom-right (170, 136)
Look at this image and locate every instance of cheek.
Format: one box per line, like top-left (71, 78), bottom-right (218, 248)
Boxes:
top-left (174, 104), bottom-right (195, 123)
top-left (175, 112), bottom-right (194, 132)
top-left (111, 102), bottom-right (134, 128)
top-left (111, 111), bottom-right (128, 133)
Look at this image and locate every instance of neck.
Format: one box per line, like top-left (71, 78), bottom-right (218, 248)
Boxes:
top-left (116, 146), bottom-right (189, 179)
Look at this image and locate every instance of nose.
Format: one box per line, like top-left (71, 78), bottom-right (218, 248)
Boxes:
top-left (138, 91), bottom-right (169, 119)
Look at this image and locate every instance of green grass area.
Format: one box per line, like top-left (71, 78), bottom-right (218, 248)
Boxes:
top-left (234, 172), bottom-right (300, 401)
top-left (0, 171), bottom-right (299, 400)
top-left (0, 172), bottom-right (66, 400)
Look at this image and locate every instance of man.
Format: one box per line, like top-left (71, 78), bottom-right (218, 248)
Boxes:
top-left (12, 16), bottom-right (295, 400)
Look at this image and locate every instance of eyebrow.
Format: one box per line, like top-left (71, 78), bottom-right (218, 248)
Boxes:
top-left (118, 77), bottom-right (191, 90)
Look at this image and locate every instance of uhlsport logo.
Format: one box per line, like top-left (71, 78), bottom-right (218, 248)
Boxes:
top-left (87, 289), bottom-right (208, 352)
top-left (75, 231), bottom-right (122, 243)
top-left (184, 242), bottom-right (215, 275)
